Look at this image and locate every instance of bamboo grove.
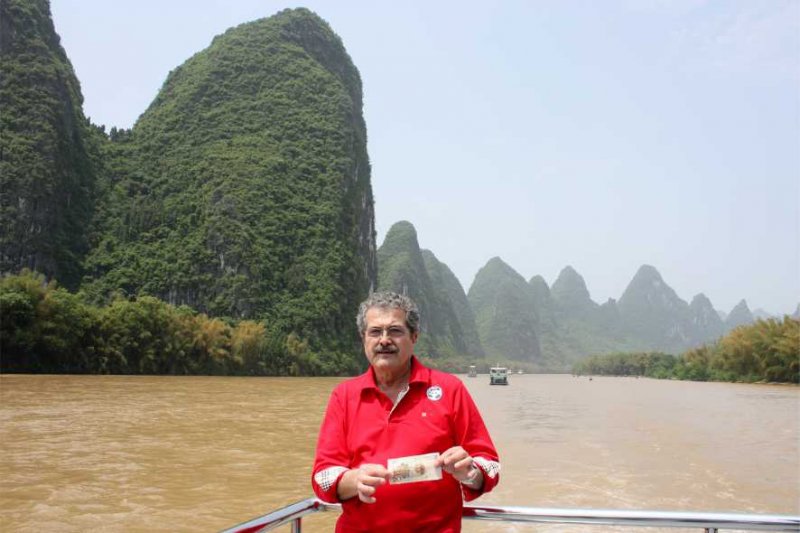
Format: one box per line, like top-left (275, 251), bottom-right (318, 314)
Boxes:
top-left (1, 270), bottom-right (363, 376)
top-left (572, 318), bottom-right (799, 383)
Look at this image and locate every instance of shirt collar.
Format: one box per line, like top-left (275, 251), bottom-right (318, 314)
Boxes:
top-left (357, 355), bottom-right (430, 391)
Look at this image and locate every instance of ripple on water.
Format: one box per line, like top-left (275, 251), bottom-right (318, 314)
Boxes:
top-left (1, 374), bottom-right (797, 532)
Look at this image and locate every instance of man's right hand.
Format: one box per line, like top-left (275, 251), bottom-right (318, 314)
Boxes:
top-left (338, 464), bottom-right (390, 503)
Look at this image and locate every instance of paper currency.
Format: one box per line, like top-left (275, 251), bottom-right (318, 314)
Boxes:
top-left (388, 452), bottom-right (442, 484)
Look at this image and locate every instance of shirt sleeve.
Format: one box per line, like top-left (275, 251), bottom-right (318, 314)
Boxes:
top-left (452, 382), bottom-right (501, 501)
top-left (311, 385), bottom-right (350, 502)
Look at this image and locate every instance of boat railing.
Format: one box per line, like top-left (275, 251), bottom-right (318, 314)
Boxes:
top-left (220, 497), bottom-right (800, 533)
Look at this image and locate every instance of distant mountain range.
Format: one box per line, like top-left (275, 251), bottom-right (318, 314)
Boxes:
top-left (377, 221), bottom-right (791, 369)
top-left (2, 4), bottom-right (793, 372)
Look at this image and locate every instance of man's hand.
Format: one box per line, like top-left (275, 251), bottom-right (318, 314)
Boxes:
top-left (338, 463), bottom-right (390, 504)
top-left (437, 446), bottom-right (483, 488)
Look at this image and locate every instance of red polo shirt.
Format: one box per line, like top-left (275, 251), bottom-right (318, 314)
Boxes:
top-left (312, 357), bottom-right (500, 532)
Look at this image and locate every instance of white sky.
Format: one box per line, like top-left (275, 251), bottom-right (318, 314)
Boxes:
top-left (50, 0), bottom-right (799, 315)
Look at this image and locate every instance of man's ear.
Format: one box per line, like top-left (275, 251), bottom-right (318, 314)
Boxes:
top-left (410, 331), bottom-right (419, 344)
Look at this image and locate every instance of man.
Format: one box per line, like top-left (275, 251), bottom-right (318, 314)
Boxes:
top-left (312, 291), bottom-right (500, 532)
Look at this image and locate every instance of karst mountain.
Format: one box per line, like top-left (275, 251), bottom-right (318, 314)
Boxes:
top-left (1, 3), bottom-right (774, 372)
top-left (1, 4), bottom-right (376, 356)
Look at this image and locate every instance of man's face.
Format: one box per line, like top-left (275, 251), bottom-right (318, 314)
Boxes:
top-left (362, 306), bottom-right (418, 375)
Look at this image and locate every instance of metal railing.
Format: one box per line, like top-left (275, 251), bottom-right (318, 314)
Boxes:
top-left (221, 497), bottom-right (800, 533)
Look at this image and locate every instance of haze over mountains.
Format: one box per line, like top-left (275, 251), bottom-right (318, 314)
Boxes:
top-left (377, 221), bottom-right (776, 369)
top-left (1, 2), bottom-right (790, 372)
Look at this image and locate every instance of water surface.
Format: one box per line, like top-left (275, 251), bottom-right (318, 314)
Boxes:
top-left (1, 374), bottom-right (797, 532)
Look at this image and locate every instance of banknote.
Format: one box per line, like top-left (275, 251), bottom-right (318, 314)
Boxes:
top-left (388, 452), bottom-right (442, 484)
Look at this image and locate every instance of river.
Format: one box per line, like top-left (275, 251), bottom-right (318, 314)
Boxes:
top-left (0, 374), bottom-right (797, 532)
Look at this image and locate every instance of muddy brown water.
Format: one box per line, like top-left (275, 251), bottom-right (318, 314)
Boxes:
top-left (1, 374), bottom-right (797, 532)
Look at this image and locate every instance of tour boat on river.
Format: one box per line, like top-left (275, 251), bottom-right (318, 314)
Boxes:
top-left (221, 497), bottom-right (800, 532)
top-left (489, 366), bottom-right (509, 385)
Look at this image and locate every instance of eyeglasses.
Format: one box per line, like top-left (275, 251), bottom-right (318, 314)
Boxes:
top-left (365, 326), bottom-right (409, 339)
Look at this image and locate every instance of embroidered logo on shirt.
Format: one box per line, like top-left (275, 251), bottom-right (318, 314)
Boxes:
top-left (426, 385), bottom-right (443, 401)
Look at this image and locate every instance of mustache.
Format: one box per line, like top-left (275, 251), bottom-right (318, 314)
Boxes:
top-left (374, 346), bottom-right (398, 354)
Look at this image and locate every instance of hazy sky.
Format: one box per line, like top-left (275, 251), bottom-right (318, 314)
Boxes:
top-left (50, 0), bottom-right (799, 315)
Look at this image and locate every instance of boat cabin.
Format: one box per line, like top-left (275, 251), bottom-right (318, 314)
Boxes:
top-left (489, 366), bottom-right (508, 385)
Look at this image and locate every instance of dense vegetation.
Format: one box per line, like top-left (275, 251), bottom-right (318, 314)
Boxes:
top-left (1, 4), bottom-right (795, 379)
top-left (0, 269), bottom-right (527, 376)
top-left (0, 0), bottom-right (101, 289)
top-left (572, 352), bottom-right (681, 379)
top-left (617, 265), bottom-right (697, 352)
top-left (81, 8), bottom-right (375, 357)
top-left (420, 249), bottom-right (484, 357)
top-left (572, 316), bottom-right (799, 383)
top-left (1, 270), bottom-right (362, 375)
top-left (376, 221), bottom-right (480, 359)
top-left (1, 5), bottom-right (376, 372)
top-left (533, 266), bottom-right (639, 369)
top-left (463, 258), bottom-right (779, 371)
top-left (468, 257), bottom-right (543, 363)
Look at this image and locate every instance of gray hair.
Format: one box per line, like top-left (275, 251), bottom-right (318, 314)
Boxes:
top-left (356, 291), bottom-right (420, 336)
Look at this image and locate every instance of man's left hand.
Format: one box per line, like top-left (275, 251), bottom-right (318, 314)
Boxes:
top-left (437, 446), bottom-right (479, 484)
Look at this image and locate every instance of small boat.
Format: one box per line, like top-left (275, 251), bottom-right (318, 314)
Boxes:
top-left (517, 369), bottom-right (523, 375)
top-left (468, 365), bottom-right (477, 378)
top-left (489, 366), bottom-right (508, 385)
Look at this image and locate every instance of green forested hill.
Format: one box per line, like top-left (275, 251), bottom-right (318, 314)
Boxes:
top-left (2, 4), bottom-right (789, 378)
top-left (689, 293), bottom-right (725, 341)
top-left (468, 257), bottom-right (542, 363)
top-left (547, 266), bottom-right (638, 363)
top-left (1, 6), bottom-right (375, 370)
top-left (376, 221), bottom-right (479, 358)
top-left (421, 249), bottom-right (484, 357)
top-left (527, 269), bottom-right (632, 368)
top-left (80, 8), bottom-right (375, 354)
top-left (550, 265), bottom-right (598, 317)
top-left (618, 264), bottom-right (696, 352)
top-left (527, 275), bottom-right (564, 362)
top-left (0, 0), bottom-right (101, 290)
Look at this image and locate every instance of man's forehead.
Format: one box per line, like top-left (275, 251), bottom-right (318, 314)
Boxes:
top-left (364, 306), bottom-right (406, 324)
